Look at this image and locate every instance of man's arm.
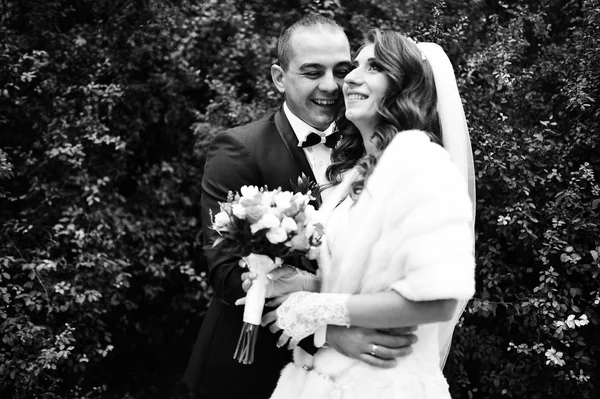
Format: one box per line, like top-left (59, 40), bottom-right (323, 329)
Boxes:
top-left (201, 131), bottom-right (261, 305)
top-left (325, 326), bottom-right (417, 368)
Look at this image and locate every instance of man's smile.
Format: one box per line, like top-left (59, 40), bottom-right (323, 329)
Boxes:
top-left (311, 99), bottom-right (337, 106)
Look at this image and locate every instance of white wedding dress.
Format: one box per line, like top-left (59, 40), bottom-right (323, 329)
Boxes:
top-left (269, 130), bottom-right (476, 399)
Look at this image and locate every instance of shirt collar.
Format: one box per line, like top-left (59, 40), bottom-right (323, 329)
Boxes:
top-left (283, 102), bottom-right (335, 147)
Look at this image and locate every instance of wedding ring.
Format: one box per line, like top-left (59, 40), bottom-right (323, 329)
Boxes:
top-left (370, 343), bottom-right (378, 356)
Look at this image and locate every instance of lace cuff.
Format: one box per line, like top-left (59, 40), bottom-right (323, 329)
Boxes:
top-left (275, 291), bottom-right (350, 346)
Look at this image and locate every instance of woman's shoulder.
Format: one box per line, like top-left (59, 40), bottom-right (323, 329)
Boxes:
top-left (381, 130), bottom-right (450, 169)
top-left (369, 129), bottom-right (465, 193)
top-left (386, 129), bottom-right (440, 152)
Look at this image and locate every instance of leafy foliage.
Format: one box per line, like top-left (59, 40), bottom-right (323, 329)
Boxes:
top-left (0, 0), bottom-right (598, 398)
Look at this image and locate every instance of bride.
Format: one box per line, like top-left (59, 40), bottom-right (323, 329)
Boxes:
top-left (245, 29), bottom-right (476, 399)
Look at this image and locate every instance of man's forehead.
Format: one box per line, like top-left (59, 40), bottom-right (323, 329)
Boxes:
top-left (290, 26), bottom-right (348, 46)
top-left (288, 27), bottom-right (350, 67)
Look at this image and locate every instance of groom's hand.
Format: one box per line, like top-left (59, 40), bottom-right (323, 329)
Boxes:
top-left (238, 265), bottom-right (319, 301)
top-left (325, 325), bottom-right (418, 368)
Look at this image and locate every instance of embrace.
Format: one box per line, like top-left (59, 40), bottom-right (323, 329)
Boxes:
top-left (184, 13), bottom-right (476, 399)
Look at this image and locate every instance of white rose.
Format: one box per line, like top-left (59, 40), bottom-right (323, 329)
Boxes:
top-left (261, 191), bottom-right (276, 207)
top-left (240, 185), bottom-right (259, 199)
top-left (306, 246), bottom-right (320, 260)
top-left (232, 203), bottom-right (247, 219)
top-left (266, 227), bottom-right (288, 244)
top-left (304, 204), bottom-right (316, 216)
top-left (261, 213), bottom-right (280, 228)
top-left (274, 191), bottom-right (294, 210)
top-left (250, 212), bottom-right (280, 234)
top-left (213, 211), bottom-right (230, 230)
top-left (280, 216), bottom-right (298, 232)
top-left (293, 192), bottom-right (311, 207)
top-left (303, 205), bottom-right (321, 226)
top-left (304, 223), bottom-right (315, 238)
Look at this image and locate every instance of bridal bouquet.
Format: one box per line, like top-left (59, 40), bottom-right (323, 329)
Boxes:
top-left (210, 185), bottom-right (324, 364)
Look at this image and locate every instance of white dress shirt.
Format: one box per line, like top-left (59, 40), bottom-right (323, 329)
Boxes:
top-left (283, 103), bottom-right (333, 195)
top-left (283, 103), bottom-right (332, 347)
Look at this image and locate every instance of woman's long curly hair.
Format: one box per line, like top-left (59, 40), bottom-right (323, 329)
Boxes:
top-left (325, 29), bottom-right (441, 193)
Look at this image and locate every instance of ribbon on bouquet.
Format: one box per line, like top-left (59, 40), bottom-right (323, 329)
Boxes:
top-left (234, 253), bottom-right (282, 364)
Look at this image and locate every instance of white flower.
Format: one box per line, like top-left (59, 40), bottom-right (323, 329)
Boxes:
top-left (545, 348), bottom-right (565, 366)
top-left (305, 204), bottom-right (317, 217)
top-left (306, 246), bottom-right (320, 260)
top-left (240, 185), bottom-right (259, 199)
top-left (303, 206), bottom-right (322, 229)
top-left (251, 213), bottom-right (280, 234)
top-left (497, 215), bottom-right (511, 225)
top-left (274, 191), bottom-right (294, 209)
top-left (36, 260), bottom-right (57, 272)
top-left (293, 192), bottom-right (311, 207)
top-left (232, 203), bottom-right (247, 219)
top-left (54, 281), bottom-right (72, 295)
top-left (213, 211), bottom-right (230, 230)
top-left (266, 227), bottom-right (288, 244)
top-left (20, 71), bottom-right (36, 82)
top-left (280, 216), bottom-right (298, 232)
top-left (261, 191), bottom-right (276, 206)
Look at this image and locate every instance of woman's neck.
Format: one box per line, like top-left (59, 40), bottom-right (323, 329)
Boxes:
top-left (357, 126), bottom-right (376, 155)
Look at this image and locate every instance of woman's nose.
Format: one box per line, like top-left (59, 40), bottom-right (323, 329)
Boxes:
top-left (344, 67), bottom-right (361, 85)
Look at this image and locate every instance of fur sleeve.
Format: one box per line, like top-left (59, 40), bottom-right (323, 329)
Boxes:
top-left (381, 131), bottom-right (475, 300)
top-left (327, 130), bottom-right (475, 300)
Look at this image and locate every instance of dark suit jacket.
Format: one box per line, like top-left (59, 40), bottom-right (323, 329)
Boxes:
top-left (183, 108), bottom-right (319, 399)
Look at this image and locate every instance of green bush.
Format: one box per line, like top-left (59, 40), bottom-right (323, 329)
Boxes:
top-left (1, 1), bottom-right (210, 397)
top-left (1, 0), bottom-right (598, 398)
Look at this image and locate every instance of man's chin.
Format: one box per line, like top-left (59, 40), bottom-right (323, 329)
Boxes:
top-left (309, 116), bottom-right (336, 130)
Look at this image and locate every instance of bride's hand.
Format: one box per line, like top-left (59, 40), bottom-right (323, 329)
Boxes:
top-left (261, 295), bottom-right (294, 348)
top-left (262, 291), bottom-right (350, 349)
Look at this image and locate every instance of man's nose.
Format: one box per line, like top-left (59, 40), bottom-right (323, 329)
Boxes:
top-left (318, 71), bottom-right (339, 93)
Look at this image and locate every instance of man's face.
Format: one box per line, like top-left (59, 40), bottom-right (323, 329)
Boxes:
top-left (272, 28), bottom-right (352, 130)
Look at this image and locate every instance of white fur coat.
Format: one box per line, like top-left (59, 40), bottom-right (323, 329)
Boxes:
top-left (321, 129), bottom-right (475, 299)
top-left (270, 130), bottom-right (475, 399)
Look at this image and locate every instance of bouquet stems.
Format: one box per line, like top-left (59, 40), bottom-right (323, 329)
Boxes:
top-left (233, 323), bottom-right (260, 364)
top-left (233, 254), bottom-right (272, 364)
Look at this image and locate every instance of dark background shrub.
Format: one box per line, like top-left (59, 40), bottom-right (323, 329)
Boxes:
top-left (1, 0), bottom-right (598, 398)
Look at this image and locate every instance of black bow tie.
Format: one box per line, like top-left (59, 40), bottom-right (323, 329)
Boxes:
top-left (300, 132), bottom-right (338, 149)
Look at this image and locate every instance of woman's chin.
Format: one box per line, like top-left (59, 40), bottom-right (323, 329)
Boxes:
top-left (344, 111), bottom-right (360, 125)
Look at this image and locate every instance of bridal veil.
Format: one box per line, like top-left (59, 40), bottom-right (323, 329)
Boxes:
top-left (417, 42), bottom-right (476, 369)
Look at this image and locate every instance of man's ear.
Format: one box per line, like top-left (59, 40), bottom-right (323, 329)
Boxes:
top-left (271, 64), bottom-right (286, 94)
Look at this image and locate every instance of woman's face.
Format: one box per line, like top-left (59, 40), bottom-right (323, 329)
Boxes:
top-left (343, 44), bottom-right (391, 134)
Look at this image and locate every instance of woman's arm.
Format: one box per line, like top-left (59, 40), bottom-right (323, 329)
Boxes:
top-left (347, 291), bottom-right (458, 328)
top-left (263, 290), bottom-right (458, 347)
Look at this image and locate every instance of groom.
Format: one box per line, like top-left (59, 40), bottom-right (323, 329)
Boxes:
top-left (183, 14), bottom-right (417, 399)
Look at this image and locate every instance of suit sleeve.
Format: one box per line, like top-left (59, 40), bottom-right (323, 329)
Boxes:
top-left (201, 130), bottom-right (262, 305)
top-left (201, 128), bottom-right (319, 355)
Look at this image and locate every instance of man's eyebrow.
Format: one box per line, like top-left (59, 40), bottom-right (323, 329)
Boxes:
top-left (298, 63), bottom-right (324, 70)
top-left (335, 61), bottom-right (353, 68)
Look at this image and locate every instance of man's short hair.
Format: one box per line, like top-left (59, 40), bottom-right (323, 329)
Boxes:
top-left (277, 13), bottom-right (346, 70)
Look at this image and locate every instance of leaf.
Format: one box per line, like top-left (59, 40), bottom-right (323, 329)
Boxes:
top-left (211, 236), bottom-right (226, 248)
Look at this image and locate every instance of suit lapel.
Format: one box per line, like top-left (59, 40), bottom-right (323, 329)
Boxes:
top-left (274, 108), bottom-right (322, 272)
top-left (274, 108), bottom-right (317, 185)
